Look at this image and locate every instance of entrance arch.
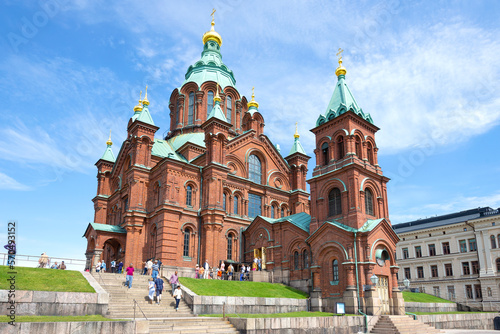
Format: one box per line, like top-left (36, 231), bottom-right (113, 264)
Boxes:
top-left (102, 238), bottom-right (122, 272)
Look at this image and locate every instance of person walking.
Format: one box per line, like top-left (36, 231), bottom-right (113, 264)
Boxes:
top-left (195, 264), bottom-right (199, 279)
top-left (203, 260), bottom-right (209, 279)
top-left (148, 278), bottom-right (155, 304)
top-left (146, 259), bottom-right (153, 276)
top-left (111, 260), bottom-right (116, 273)
top-left (95, 261), bottom-right (101, 273)
top-left (117, 260), bottom-right (124, 274)
top-left (38, 253), bottom-right (49, 268)
top-left (173, 285), bottom-right (182, 311)
top-left (154, 276), bottom-right (164, 305)
top-left (125, 263), bottom-right (134, 289)
top-left (169, 271), bottom-right (179, 295)
top-left (228, 263), bottom-right (234, 281)
top-left (101, 261), bottom-right (107, 273)
top-left (152, 260), bottom-right (159, 279)
top-left (257, 257), bottom-right (262, 271)
top-left (199, 266), bottom-right (204, 279)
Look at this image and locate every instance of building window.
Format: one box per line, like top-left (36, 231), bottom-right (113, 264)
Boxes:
top-left (433, 286), bottom-right (440, 298)
top-left (466, 285), bottom-right (473, 299)
top-left (183, 228), bottom-right (190, 257)
top-left (445, 263), bottom-right (453, 277)
top-left (402, 248), bottom-right (409, 259)
top-left (491, 235), bottom-right (497, 249)
top-left (321, 142), bottom-right (329, 166)
top-left (417, 266), bottom-right (424, 279)
top-left (459, 239), bottom-right (467, 253)
top-left (471, 261), bottom-right (479, 275)
top-left (448, 286), bottom-right (455, 300)
top-left (428, 244), bottom-right (436, 256)
top-left (365, 188), bottom-right (374, 216)
top-left (223, 193), bottom-right (227, 212)
top-left (332, 259), bottom-right (339, 281)
top-left (468, 238), bottom-right (477, 252)
top-left (271, 205), bottom-right (275, 219)
top-left (475, 284), bottom-right (482, 299)
top-left (415, 246), bottom-right (422, 258)
top-left (431, 265), bottom-right (438, 278)
top-left (227, 234), bottom-right (233, 260)
top-left (497, 258), bottom-right (500, 272)
top-left (186, 185), bottom-right (192, 206)
top-left (207, 90), bottom-right (214, 115)
top-left (281, 207), bottom-right (285, 218)
top-left (366, 142), bottom-right (374, 164)
top-left (498, 235), bottom-right (500, 249)
top-left (488, 287), bottom-right (492, 297)
top-left (233, 196), bottom-right (239, 215)
top-left (303, 250), bottom-right (309, 269)
top-left (248, 193), bottom-right (262, 218)
top-left (355, 136), bottom-right (361, 158)
top-left (336, 136), bottom-right (345, 160)
top-left (249, 154), bottom-right (262, 184)
top-left (462, 262), bottom-right (471, 275)
top-left (188, 92), bottom-right (194, 125)
top-left (226, 96), bottom-right (232, 123)
top-left (404, 267), bottom-right (411, 279)
top-left (442, 242), bottom-right (450, 255)
top-left (328, 188), bottom-right (342, 217)
top-left (294, 251), bottom-right (299, 270)
top-left (176, 99), bottom-right (180, 124)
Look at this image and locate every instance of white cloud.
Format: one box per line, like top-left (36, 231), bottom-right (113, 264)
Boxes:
top-left (0, 172), bottom-right (32, 191)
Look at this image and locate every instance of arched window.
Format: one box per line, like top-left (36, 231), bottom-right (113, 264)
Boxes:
top-left (249, 154), bottom-right (262, 184)
top-left (497, 258), bottom-right (500, 272)
top-left (355, 136), bottom-right (362, 158)
top-left (183, 228), bottom-right (190, 257)
top-left (367, 142), bottom-right (374, 164)
top-left (281, 207), bottom-right (285, 218)
top-left (303, 250), bottom-right (309, 269)
top-left (226, 96), bottom-right (232, 123)
top-left (332, 259), bottom-right (339, 281)
top-left (336, 136), bottom-right (345, 160)
top-left (321, 142), bottom-right (329, 165)
top-left (491, 235), bottom-right (497, 249)
top-left (154, 183), bottom-right (161, 206)
top-left (328, 188), bottom-right (342, 217)
top-left (207, 91), bottom-right (214, 116)
top-left (497, 235), bottom-right (500, 249)
top-left (294, 251), bottom-right (299, 270)
top-left (271, 205), bottom-right (275, 219)
top-left (186, 185), bottom-right (192, 206)
top-left (223, 193), bottom-right (227, 212)
top-left (176, 99), bottom-right (180, 124)
top-left (234, 196), bottom-right (239, 215)
top-left (227, 234), bottom-right (233, 260)
top-left (365, 188), bottom-right (374, 216)
top-left (188, 92), bottom-right (194, 125)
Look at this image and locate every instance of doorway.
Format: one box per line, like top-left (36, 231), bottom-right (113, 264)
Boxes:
top-left (376, 275), bottom-right (390, 315)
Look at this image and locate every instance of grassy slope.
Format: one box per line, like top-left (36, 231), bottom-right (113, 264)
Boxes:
top-left (403, 291), bottom-right (454, 303)
top-left (0, 266), bottom-right (95, 293)
top-left (179, 277), bottom-right (308, 299)
top-left (0, 315), bottom-right (123, 323)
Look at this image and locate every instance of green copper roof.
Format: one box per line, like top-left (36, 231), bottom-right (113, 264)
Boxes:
top-left (316, 74), bottom-right (373, 126)
top-left (260, 212), bottom-right (311, 233)
top-left (151, 139), bottom-right (187, 162)
top-left (207, 100), bottom-right (228, 122)
top-left (134, 104), bottom-right (155, 126)
top-left (183, 41), bottom-right (236, 89)
top-left (100, 144), bottom-right (116, 163)
top-left (89, 222), bottom-right (126, 234)
top-left (168, 132), bottom-right (206, 151)
top-left (288, 137), bottom-right (307, 156)
top-left (327, 218), bottom-right (384, 233)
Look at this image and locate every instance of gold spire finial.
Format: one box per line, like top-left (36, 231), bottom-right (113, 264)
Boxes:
top-left (142, 85), bottom-right (149, 106)
top-left (248, 86), bottom-right (259, 109)
top-left (106, 130), bottom-right (113, 146)
top-left (335, 48), bottom-right (347, 77)
top-left (134, 90), bottom-right (143, 112)
top-left (294, 122), bottom-right (300, 139)
top-left (202, 8), bottom-right (222, 46)
top-left (214, 83), bottom-right (221, 103)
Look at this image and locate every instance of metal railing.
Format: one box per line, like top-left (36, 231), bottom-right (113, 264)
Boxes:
top-left (133, 299), bottom-right (148, 321)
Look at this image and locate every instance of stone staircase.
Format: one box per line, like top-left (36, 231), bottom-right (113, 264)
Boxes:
top-left (370, 315), bottom-right (443, 334)
top-left (92, 272), bottom-right (238, 333)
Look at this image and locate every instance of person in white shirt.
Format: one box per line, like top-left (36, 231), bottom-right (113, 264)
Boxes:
top-left (173, 285), bottom-right (182, 311)
top-left (146, 259), bottom-right (153, 276)
top-left (203, 260), bottom-right (209, 279)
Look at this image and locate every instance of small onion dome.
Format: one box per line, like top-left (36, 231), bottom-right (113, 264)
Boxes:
top-left (335, 57), bottom-right (347, 77)
top-left (133, 91), bottom-right (143, 112)
top-left (106, 130), bottom-right (113, 146)
top-left (202, 20), bottom-right (222, 46)
top-left (142, 85), bottom-right (149, 106)
top-left (247, 87), bottom-right (259, 109)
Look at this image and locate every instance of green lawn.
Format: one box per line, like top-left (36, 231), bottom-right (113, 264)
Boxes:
top-left (402, 291), bottom-right (453, 303)
top-left (201, 311), bottom-right (356, 318)
top-left (0, 266), bottom-right (95, 293)
top-left (179, 277), bottom-right (308, 299)
top-left (0, 315), bottom-right (123, 322)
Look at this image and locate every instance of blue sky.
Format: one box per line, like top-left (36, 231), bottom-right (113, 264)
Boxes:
top-left (1, 1), bottom-right (499, 264)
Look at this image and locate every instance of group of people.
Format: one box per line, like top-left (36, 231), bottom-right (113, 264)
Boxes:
top-left (195, 260), bottom-right (236, 280)
top-left (142, 258), bottom-right (162, 279)
top-left (50, 261), bottom-right (66, 270)
top-left (95, 260), bottom-right (124, 273)
top-left (37, 253), bottom-right (65, 270)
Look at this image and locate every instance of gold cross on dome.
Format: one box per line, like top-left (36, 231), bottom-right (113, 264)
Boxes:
top-left (211, 8), bottom-right (216, 22)
top-left (336, 48), bottom-right (344, 62)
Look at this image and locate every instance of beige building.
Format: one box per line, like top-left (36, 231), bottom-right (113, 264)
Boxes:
top-left (393, 207), bottom-right (500, 310)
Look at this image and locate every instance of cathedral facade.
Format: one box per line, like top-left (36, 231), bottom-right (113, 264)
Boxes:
top-left (84, 17), bottom-right (402, 314)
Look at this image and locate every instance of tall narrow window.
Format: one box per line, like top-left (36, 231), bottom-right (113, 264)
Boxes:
top-left (249, 154), bottom-right (262, 184)
top-left (492, 235), bottom-right (497, 249)
top-left (415, 246), bottom-right (422, 258)
top-left (248, 193), bottom-right (262, 218)
top-left (226, 96), bottom-right (232, 123)
top-left (223, 193), bottom-right (227, 212)
top-left (328, 188), bottom-right (342, 217)
top-left (176, 100), bottom-right (180, 124)
top-left (468, 238), bottom-right (477, 252)
top-left (271, 205), bottom-right (275, 219)
top-left (188, 92), bottom-right (194, 125)
top-left (183, 228), bottom-right (190, 257)
top-left (321, 142), bottom-right (329, 165)
top-left (332, 259), bottom-right (339, 281)
top-left (303, 250), bottom-right (309, 269)
top-left (294, 251), bottom-right (299, 270)
top-left (459, 240), bottom-right (467, 253)
top-left (227, 234), bottom-right (233, 260)
top-left (429, 244), bottom-right (436, 256)
top-left (355, 136), bottom-right (361, 158)
top-left (443, 242), bottom-right (450, 255)
top-left (367, 142), bottom-right (374, 164)
top-left (336, 136), bottom-right (345, 160)
top-left (207, 91), bottom-right (214, 116)
top-left (186, 185), bottom-right (192, 206)
top-left (365, 188), bottom-right (374, 216)
top-left (281, 207), bottom-right (285, 218)
top-left (233, 196), bottom-right (239, 215)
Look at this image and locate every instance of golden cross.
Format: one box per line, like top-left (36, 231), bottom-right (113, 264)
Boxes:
top-left (211, 8), bottom-right (216, 22)
top-left (252, 86), bottom-right (255, 97)
top-left (139, 90), bottom-right (142, 102)
top-left (336, 48), bottom-right (344, 62)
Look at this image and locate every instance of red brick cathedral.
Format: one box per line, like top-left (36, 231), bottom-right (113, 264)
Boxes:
top-left (84, 18), bottom-right (403, 314)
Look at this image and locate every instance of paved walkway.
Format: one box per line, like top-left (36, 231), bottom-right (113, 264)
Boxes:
top-left (442, 330), bottom-right (497, 333)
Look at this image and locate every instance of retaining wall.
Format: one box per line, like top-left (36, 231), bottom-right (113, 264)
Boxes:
top-left (0, 320), bottom-right (147, 334)
top-left (404, 301), bottom-right (457, 313)
top-left (419, 313), bottom-right (497, 330)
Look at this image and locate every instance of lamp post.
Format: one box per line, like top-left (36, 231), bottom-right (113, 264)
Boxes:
top-left (403, 278), bottom-right (410, 290)
top-left (370, 274), bottom-right (379, 290)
